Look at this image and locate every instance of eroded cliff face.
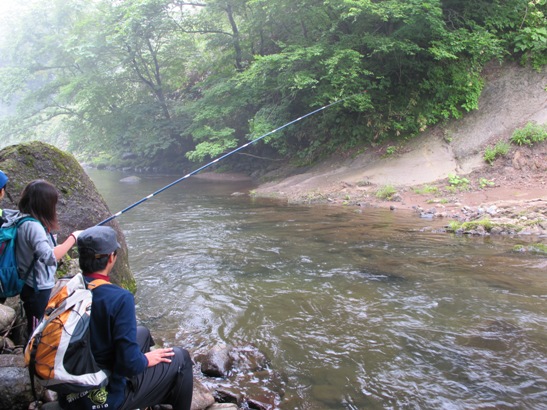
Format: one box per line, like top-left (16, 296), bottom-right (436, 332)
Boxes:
top-left (0, 141), bottom-right (135, 292)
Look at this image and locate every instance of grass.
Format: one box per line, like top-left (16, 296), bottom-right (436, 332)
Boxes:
top-left (413, 184), bottom-right (440, 195)
top-left (483, 141), bottom-right (510, 164)
top-left (375, 184), bottom-right (397, 200)
top-left (426, 198), bottom-right (449, 204)
top-left (447, 219), bottom-right (520, 233)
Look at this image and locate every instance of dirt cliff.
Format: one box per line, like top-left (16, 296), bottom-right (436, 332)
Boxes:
top-left (254, 62), bottom-right (547, 232)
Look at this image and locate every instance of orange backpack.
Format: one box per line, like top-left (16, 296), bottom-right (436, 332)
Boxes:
top-left (25, 273), bottom-right (110, 394)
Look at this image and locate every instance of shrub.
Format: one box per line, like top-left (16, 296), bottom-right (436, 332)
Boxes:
top-left (483, 140), bottom-right (510, 164)
top-left (510, 122), bottom-right (547, 146)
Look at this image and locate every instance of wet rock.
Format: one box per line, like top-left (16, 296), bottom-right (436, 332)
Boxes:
top-left (213, 387), bottom-right (244, 406)
top-left (200, 345), bottom-right (235, 377)
top-left (413, 206), bottom-right (427, 217)
top-left (191, 379), bottom-right (216, 410)
top-left (193, 343), bottom-right (284, 410)
top-left (457, 319), bottom-right (522, 351)
top-left (247, 393), bottom-right (278, 410)
top-left (230, 345), bottom-right (268, 373)
top-left (207, 404), bottom-right (238, 409)
top-left (120, 175), bottom-right (141, 183)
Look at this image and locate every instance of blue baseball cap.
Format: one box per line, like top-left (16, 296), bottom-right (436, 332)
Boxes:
top-left (0, 170), bottom-right (7, 189)
top-left (78, 226), bottom-right (121, 255)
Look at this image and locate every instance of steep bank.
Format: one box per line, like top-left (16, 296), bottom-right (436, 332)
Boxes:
top-left (253, 63), bottom-right (547, 233)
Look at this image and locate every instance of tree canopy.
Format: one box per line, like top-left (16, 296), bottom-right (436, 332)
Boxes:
top-left (0, 0), bottom-right (545, 171)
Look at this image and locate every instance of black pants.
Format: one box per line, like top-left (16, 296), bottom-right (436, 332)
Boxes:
top-left (119, 326), bottom-right (193, 410)
top-left (20, 284), bottom-right (51, 339)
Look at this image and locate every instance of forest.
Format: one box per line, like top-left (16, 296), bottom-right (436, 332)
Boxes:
top-left (0, 0), bottom-right (545, 172)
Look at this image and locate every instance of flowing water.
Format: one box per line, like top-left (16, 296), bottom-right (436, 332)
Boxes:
top-left (87, 169), bottom-right (547, 409)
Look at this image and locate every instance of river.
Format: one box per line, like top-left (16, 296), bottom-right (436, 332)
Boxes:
top-left (87, 168), bottom-right (547, 409)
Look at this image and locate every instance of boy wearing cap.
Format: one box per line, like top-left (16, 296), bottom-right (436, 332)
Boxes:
top-left (59, 226), bottom-right (193, 410)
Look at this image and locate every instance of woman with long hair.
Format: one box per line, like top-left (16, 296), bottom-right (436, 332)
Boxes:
top-left (16, 179), bottom-right (82, 336)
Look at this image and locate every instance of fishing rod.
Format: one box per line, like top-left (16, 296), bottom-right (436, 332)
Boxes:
top-left (98, 93), bottom-right (362, 226)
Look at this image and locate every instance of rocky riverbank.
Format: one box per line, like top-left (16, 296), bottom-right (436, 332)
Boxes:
top-left (252, 145), bottom-right (547, 238)
top-left (252, 63), bottom-right (547, 238)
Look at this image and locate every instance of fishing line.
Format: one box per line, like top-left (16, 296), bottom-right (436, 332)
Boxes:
top-left (98, 93), bottom-right (363, 226)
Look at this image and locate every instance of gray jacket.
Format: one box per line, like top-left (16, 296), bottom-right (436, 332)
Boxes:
top-left (2, 209), bottom-right (57, 290)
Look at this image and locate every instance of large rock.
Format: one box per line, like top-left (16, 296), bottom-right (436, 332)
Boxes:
top-left (0, 142), bottom-right (135, 292)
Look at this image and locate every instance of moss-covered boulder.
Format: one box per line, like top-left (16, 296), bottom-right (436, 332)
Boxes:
top-left (0, 141), bottom-right (135, 292)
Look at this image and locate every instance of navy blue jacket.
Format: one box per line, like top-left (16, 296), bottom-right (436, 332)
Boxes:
top-left (60, 276), bottom-right (148, 409)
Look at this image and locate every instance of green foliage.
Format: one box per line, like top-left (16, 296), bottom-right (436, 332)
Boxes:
top-left (384, 146), bottom-right (397, 156)
top-left (186, 126), bottom-right (237, 162)
top-left (483, 140), bottom-right (510, 164)
top-left (375, 185), bottom-right (397, 200)
top-left (0, 0), bottom-right (545, 168)
top-left (510, 122), bottom-right (547, 146)
top-left (511, 0), bottom-right (547, 70)
top-left (478, 178), bottom-right (495, 188)
top-left (447, 174), bottom-right (469, 190)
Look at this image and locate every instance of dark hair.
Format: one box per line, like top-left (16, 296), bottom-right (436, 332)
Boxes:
top-left (18, 179), bottom-right (59, 231)
top-left (79, 248), bottom-right (110, 274)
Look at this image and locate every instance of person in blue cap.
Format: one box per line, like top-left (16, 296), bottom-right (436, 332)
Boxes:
top-left (59, 226), bottom-right (193, 410)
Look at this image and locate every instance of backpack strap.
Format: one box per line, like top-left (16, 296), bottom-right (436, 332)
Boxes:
top-left (87, 279), bottom-right (110, 290)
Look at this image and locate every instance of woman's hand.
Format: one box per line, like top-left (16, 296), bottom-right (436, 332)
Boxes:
top-left (145, 348), bottom-right (175, 367)
top-left (71, 230), bottom-right (84, 241)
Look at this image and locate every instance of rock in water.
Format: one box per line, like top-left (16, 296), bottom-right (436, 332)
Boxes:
top-left (120, 176), bottom-right (141, 183)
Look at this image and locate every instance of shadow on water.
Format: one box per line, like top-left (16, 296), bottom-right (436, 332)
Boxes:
top-left (87, 168), bottom-right (547, 409)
